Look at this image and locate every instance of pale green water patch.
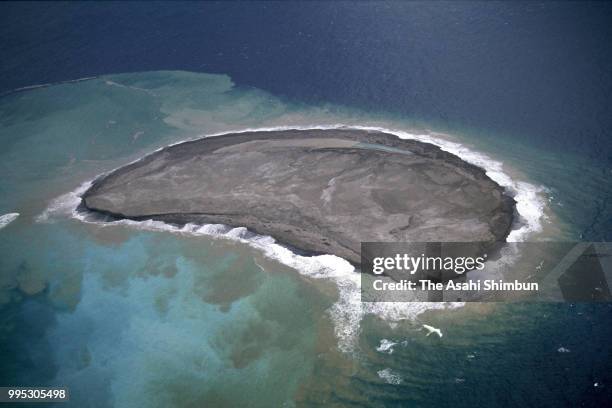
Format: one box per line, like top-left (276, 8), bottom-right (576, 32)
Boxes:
top-left (355, 142), bottom-right (415, 156)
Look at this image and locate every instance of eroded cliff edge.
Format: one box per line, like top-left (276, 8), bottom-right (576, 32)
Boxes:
top-left (81, 128), bottom-right (515, 264)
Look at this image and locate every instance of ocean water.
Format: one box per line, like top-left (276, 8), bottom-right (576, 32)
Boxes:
top-left (1, 71), bottom-right (611, 407)
top-left (2, 2), bottom-right (612, 173)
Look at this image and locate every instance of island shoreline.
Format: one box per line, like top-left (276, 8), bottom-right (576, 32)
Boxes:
top-left (81, 128), bottom-right (516, 266)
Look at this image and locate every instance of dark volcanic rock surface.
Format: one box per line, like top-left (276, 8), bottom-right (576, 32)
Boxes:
top-left (82, 128), bottom-right (515, 264)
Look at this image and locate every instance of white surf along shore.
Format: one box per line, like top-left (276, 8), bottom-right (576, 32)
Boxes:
top-left (36, 125), bottom-right (548, 352)
top-left (0, 213), bottom-right (20, 230)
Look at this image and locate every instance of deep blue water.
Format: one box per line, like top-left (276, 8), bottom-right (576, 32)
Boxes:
top-left (1, 1), bottom-right (612, 168)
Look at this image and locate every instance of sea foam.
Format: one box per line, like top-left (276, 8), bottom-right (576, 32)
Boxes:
top-left (376, 339), bottom-right (398, 354)
top-left (37, 125), bottom-right (547, 352)
top-left (0, 213), bottom-right (20, 230)
top-left (377, 368), bottom-right (403, 385)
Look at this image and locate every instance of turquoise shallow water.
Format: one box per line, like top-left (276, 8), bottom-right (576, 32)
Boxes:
top-left (1, 72), bottom-right (611, 407)
top-left (1, 220), bottom-right (327, 407)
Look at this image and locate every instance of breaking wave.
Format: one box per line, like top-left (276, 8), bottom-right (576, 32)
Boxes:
top-left (0, 213), bottom-right (20, 230)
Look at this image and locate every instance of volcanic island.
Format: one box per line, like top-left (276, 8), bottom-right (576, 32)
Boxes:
top-left (81, 128), bottom-right (515, 265)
